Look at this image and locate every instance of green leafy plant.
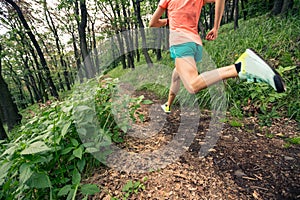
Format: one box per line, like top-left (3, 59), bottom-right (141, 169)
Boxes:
top-left (95, 77), bottom-right (145, 142)
top-left (286, 136), bottom-right (300, 145)
top-left (121, 178), bottom-right (147, 200)
top-left (229, 120), bottom-right (243, 127)
top-left (0, 78), bottom-right (143, 199)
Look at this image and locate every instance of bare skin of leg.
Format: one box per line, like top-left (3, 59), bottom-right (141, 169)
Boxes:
top-left (167, 68), bottom-right (180, 106)
top-left (166, 56), bottom-right (238, 107)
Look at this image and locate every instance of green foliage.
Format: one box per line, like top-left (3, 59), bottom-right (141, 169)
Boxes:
top-left (0, 77), bottom-right (142, 199)
top-left (229, 120), bottom-right (243, 127)
top-left (242, 0), bottom-right (273, 17)
top-left (0, 99), bottom-right (100, 199)
top-left (121, 180), bottom-right (145, 199)
top-left (107, 66), bottom-right (131, 79)
top-left (111, 177), bottom-right (147, 200)
top-left (286, 136), bottom-right (300, 145)
top-left (95, 77), bottom-right (144, 142)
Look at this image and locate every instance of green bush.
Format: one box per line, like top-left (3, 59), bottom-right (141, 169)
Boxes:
top-left (0, 78), bottom-right (143, 199)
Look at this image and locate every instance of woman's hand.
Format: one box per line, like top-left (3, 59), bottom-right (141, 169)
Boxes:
top-left (205, 28), bottom-right (218, 41)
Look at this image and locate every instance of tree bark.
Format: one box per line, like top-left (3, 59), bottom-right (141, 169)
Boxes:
top-left (280, 0), bottom-right (293, 15)
top-left (22, 54), bottom-right (43, 102)
top-left (0, 45), bottom-right (8, 140)
top-left (0, 117), bottom-right (7, 140)
top-left (0, 44), bottom-right (22, 131)
top-left (271, 0), bottom-right (284, 15)
top-left (75, 0), bottom-right (95, 79)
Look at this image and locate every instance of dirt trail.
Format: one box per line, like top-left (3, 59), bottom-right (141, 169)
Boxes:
top-left (84, 91), bottom-right (300, 200)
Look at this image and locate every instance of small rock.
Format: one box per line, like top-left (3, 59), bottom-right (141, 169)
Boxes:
top-left (234, 137), bottom-right (239, 142)
top-left (222, 134), bottom-right (233, 140)
top-left (284, 156), bottom-right (295, 161)
top-left (234, 169), bottom-right (247, 177)
top-left (208, 148), bottom-right (216, 152)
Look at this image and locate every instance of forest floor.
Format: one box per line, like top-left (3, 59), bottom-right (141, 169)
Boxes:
top-left (84, 91), bottom-right (300, 200)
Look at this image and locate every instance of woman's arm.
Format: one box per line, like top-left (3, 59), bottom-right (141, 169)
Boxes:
top-left (149, 6), bottom-right (167, 27)
top-left (205, 0), bottom-right (225, 40)
top-left (213, 0), bottom-right (225, 30)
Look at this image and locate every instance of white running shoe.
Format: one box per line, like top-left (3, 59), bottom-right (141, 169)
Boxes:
top-left (236, 49), bottom-right (286, 93)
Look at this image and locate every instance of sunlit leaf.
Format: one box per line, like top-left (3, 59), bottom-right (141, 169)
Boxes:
top-left (20, 141), bottom-right (51, 155)
top-left (80, 184), bottom-right (100, 195)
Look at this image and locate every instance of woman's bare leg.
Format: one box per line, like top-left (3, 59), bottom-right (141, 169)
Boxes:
top-left (167, 68), bottom-right (180, 106)
top-left (174, 57), bottom-right (238, 94)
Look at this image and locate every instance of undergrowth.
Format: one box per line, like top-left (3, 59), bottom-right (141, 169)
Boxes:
top-left (204, 15), bottom-right (300, 125)
top-left (0, 78), bottom-right (144, 199)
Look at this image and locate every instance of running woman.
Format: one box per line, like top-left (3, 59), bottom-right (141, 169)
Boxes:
top-left (149, 0), bottom-right (285, 113)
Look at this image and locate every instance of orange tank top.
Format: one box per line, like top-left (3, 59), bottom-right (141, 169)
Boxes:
top-left (159, 0), bottom-right (204, 46)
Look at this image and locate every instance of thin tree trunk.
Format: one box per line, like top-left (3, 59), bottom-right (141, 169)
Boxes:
top-left (24, 75), bottom-right (35, 105)
top-left (75, 0), bottom-right (95, 79)
top-left (44, 0), bottom-right (71, 90)
top-left (133, 0), bottom-right (153, 67)
top-left (108, 0), bottom-right (127, 69)
top-left (91, 21), bottom-right (100, 73)
top-left (5, 0), bottom-right (59, 99)
top-left (0, 44), bottom-right (8, 140)
top-left (234, 0), bottom-right (239, 30)
top-left (22, 54), bottom-right (43, 102)
top-left (4, 58), bottom-right (27, 109)
top-left (241, 0), bottom-right (247, 20)
top-left (121, 0), bottom-right (135, 69)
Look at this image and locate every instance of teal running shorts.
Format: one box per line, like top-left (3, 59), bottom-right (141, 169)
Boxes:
top-left (170, 42), bottom-right (203, 62)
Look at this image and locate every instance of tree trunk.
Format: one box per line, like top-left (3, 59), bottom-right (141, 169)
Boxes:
top-left (4, 58), bottom-right (27, 109)
top-left (5, 0), bottom-right (59, 99)
top-left (70, 29), bottom-right (82, 82)
top-left (24, 75), bottom-right (35, 105)
top-left (0, 44), bottom-right (22, 131)
top-left (271, 0), bottom-right (284, 15)
top-left (209, 4), bottom-right (214, 30)
top-left (75, 0), bottom-right (95, 79)
top-left (241, 0), bottom-right (247, 20)
top-left (280, 0), bottom-right (293, 15)
top-left (0, 46), bottom-right (7, 140)
top-left (121, 0), bottom-right (135, 69)
top-left (44, 0), bottom-right (71, 90)
top-left (116, 0), bottom-right (132, 69)
top-left (91, 21), bottom-right (100, 74)
top-left (0, 117), bottom-right (7, 140)
top-left (134, 23), bottom-right (140, 62)
top-left (108, 0), bottom-right (127, 69)
top-left (133, 0), bottom-right (153, 67)
top-left (234, 0), bottom-right (239, 30)
top-left (22, 54), bottom-right (43, 102)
